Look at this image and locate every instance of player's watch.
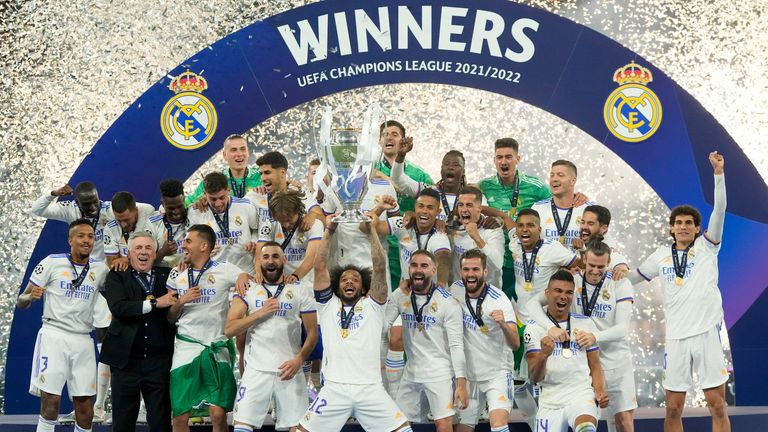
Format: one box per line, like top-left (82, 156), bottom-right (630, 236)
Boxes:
top-left (149, 297), bottom-right (157, 309)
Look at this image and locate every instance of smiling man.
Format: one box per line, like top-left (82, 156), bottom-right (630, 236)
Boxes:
top-left (151, 179), bottom-right (189, 268)
top-left (104, 192), bottom-right (161, 272)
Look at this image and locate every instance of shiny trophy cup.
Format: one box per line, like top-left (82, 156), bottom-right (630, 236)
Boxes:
top-left (314, 104), bottom-right (383, 223)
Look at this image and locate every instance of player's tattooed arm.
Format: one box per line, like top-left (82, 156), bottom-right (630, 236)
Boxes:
top-left (16, 282), bottom-right (44, 310)
top-left (368, 222), bottom-right (388, 304)
top-left (313, 213), bottom-right (338, 291)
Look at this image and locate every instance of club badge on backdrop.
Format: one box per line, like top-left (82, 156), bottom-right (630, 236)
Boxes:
top-left (604, 62), bottom-right (662, 143)
top-left (160, 70), bottom-right (218, 150)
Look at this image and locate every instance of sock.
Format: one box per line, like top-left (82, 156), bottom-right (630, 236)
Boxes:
top-left (395, 427), bottom-right (413, 432)
top-left (95, 361), bottom-right (110, 410)
top-left (74, 425), bottom-right (92, 432)
top-left (385, 350), bottom-right (405, 396)
top-left (302, 360), bottom-right (312, 383)
top-left (491, 426), bottom-right (510, 432)
top-left (233, 425), bottom-right (254, 432)
top-left (514, 383), bottom-right (538, 430)
top-left (574, 422), bottom-right (597, 432)
top-left (311, 371), bottom-right (322, 388)
top-left (36, 416), bottom-right (55, 432)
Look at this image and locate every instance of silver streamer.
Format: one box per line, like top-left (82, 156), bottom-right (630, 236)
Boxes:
top-left (1, 0), bottom-right (763, 412)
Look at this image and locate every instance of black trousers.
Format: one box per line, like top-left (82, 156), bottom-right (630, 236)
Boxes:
top-left (111, 355), bottom-right (172, 432)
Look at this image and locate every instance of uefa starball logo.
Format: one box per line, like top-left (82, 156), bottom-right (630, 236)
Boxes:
top-left (160, 70), bottom-right (218, 150)
top-left (603, 62), bottom-right (662, 143)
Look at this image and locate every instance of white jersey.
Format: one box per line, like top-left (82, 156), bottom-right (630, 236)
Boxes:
top-left (30, 195), bottom-right (154, 259)
top-left (509, 237), bottom-right (577, 322)
top-left (187, 197), bottom-right (259, 274)
top-left (386, 286), bottom-right (466, 382)
top-left (149, 214), bottom-right (189, 268)
top-left (603, 239), bottom-right (630, 270)
top-left (386, 217), bottom-right (451, 279)
top-left (103, 208), bottom-right (161, 258)
top-left (317, 294), bottom-right (386, 385)
top-left (637, 235), bottom-right (723, 340)
top-left (29, 254), bottom-right (109, 334)
top-left (451, 226), bottom-right (505, 288)
top-left (245, 188), bottom-right (320, 223)
top-left (452, 281), bottom-right (517, 381)
top-left (320, 178), bottom-right (398, 272)
top-left (257, 219), bottom-right (323, 283)
top-left (166, 260), bottom-right (245, 345)
top-left (236, 281), bottom-right (315, 372)
top-left (524, 314), bottom-right (599, 408)
top-left (572, 273), bottom-right (633, 370)
top-left (531, 199), bottom-right (594, 251)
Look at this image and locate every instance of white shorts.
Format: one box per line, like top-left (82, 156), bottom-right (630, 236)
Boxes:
top-left (92, 293), bottom-right (111, 329)
top-left (536, 392), bottom-right (599, 432)
top-left (29, 327), bottom-right (97, 398)
top-left (396, 377), bottom-right (455, 423)
top-left (663, 325), bottom-right (729, 392)
top-left (233, 369), bottom-right (307, 430)
top-left (459, 371), bottom-right (514, 426)
top-left (603, 360), bottom-right (638, 417)
top-left (299, 380), bottom-right (406, 432)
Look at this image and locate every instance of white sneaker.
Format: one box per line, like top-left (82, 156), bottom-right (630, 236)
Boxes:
top-left (92, 406), bottom-right (107, 423)
top-left (58, 410), bottom-right (76, 424)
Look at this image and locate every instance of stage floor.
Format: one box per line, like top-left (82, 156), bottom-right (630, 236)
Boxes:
top-left (2, 407), bottom-right (767, 431)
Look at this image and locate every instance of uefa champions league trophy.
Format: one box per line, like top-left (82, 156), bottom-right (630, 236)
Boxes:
top-left (314, 104), bottom-right (383, 223)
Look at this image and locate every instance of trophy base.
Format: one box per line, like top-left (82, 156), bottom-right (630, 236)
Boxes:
top-left (332, 209), bottom-right (372, 223)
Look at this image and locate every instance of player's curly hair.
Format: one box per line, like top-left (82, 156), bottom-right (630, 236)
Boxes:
top-left (330, 264), bottom-right (372, 297)
top-left (268, 189), bottom-right (307, 219)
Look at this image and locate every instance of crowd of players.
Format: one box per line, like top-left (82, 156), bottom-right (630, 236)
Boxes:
top-left (17, 121), bottom-right (731, 432)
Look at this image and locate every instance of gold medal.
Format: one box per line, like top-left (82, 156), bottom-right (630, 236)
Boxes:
top-left (418, 322), bottom-right (424, 332)
top-left (145, 295), bottom-right (155, 301)
top-left (341, 328), bottom-right (349, 339)
top-left (524, 281), bottom-right (533, 292)
top-left (559, 235), bottom-right (566, 245)
top-left (562, 347), bottom-right (573, 358)
top-left (675, 276), bottom-right (683, 286)
top-left (508, 207), bottom-right (517, 219)
top-left (479, 325), bottom-right (489, 335)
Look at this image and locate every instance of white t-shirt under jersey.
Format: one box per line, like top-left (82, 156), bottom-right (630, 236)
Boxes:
top-left (29, 254), bottom-right (109, 334)
top-left (531, 199), bottom-right (594, 252)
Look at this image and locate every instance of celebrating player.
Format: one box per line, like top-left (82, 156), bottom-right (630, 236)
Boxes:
top-left (572, 205), bottom-right (630, 280)
top-left (151, 179), bottom-right (189, 268)
top-left (104, 191), bottom-right (160, 271)
top-left (452, 186), bottom-right (505, 288)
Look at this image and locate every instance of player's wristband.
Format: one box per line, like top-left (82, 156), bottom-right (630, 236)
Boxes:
top-left (291, 273), bottom-right (300, 281)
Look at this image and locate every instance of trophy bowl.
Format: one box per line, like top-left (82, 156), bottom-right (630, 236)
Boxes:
top-left (323, 128), bottom-right (372, 223)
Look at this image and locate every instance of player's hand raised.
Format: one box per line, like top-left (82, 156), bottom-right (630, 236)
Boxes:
top-left (51, 184), bottom-right (73, 197)
top-left (29, 286), bottom-right (45, 302)
top-left (397, 137), bottom-right (414, 157)
top-left (709, 151), bottom-right (724, 174)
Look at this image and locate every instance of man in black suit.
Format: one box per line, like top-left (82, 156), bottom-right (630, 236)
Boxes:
top-left (101, 231), bottom-right (178, 431)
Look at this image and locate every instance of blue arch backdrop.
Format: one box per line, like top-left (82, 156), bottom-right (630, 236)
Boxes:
top-left (6, 0), bottom-right (768, 412)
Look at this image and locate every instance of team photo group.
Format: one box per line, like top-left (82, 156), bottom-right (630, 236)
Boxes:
top-left (18, 120), bottom-right (730, 432)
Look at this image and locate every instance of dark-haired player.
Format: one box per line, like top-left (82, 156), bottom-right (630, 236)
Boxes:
top-left (104, 191), bottom-right (160, 271)
top-left (151, 179), bottom-right (189, 268)
top-left (572, 205), bottom-right (630, 280)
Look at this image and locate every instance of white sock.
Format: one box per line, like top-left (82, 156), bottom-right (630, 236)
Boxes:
top-left (491, 426), bottom-right (510, 432)
top-left (95, 361), bottom-right (110, 410)
top-left (514, 383), bottom-right (538, 430)
top-left (233, 425), bottom-right (254, 432)
top-left (310, 371), bottom-right (322, 388)
top-left (575, 422), bottom-right (597, 432)
top-left (395, 427), bottom-right (413, 432)
top-left (36, 416), bottom-right (56, 432)
top-left (385, 350), bottom-right (405, 396)
top-left (302, 360), bottom-right (312, 383)
top-left (74, 424), bottom-right (92, 432)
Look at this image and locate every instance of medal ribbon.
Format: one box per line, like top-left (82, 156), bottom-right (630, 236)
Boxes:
top-left (67, 254), bottom-right (90, 290)
top-left (671, 243), bottom-right (692, 280)
top-left (229, 168), bottom-right (248, 198)
top-left (187, 259), bottom-right (213, 288)
top-left (211, 201), bottom-right (231, 238)
top-left (465, 284), bottom-right (489, 328)
top-left (415, 228), bottom-right (435, 251)
top-left (340, 297), bottom-right (362, 330)
top-left (131, 269), bottom-right (156, 296)
top-left (163, 217), bottom-right (183, 243)
top-left (521, 239), bottom-right (544, 284)
top-left (498, 172), bottom-right (520, 212)
top-left (580, 276), bottom-right (606, 317)
top-left (280, 217), bottom-right (303, 250)
top-left (264, 282), bottom-right (286, 299)
top-left (78, 203), bottom-right (101, 232)
top-left (550, 199), bottom-right (574, 239)
top-left (545, 310), bottom-right (571, 352)
top-left (410, 284), bottom-right (437, 325)
top-left (439, 189), bottom-right (458, 219)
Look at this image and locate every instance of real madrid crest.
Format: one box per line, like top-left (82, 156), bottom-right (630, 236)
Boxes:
top-left (430, 302), bottom-right (438, 313)
top-left (354, 303), bottom-right (363, 314)
top-left (235, 216), bottom-right (242, 226)
top-left (602, 290), bottom-right (611, 301)
top-left (207, 274), bottom-right (216, 284)
top-left (604, 61), bottom-right (662, 143)
top-left (88, 272), bottom-right (96, 281)
top-left (161, 70), bottom-right (218, 150)
top-left (286, 290), bottom-right (294, 300)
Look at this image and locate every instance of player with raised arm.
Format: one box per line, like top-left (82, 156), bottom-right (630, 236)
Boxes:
top-left (452, 186), bottom-right (505, 288)
top-left (628, 152), bottom-right (730, 432)
top-left (526, 241), bottom-right (636, 431)
top-left (298, 215), bottom-right (413, 432)
top-left (226, 242), bottom-right (318, 432)
top-left (525, 270), bottom-right (608, 432)
top-left (452, 249), bottom-right (520, 432)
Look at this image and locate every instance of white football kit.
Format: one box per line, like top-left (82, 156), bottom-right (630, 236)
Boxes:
top-left (257, 218), bottom-right (323, 284)
top-left (385, 216), bottom-right (451, 280)
top-left (531, 199), bottom-right (594, 252)
top-left (451, 225), bottom-right (505, 288)
top-left (103, 209), bottom-right (162, 258)
top-left (149, 214), bottom-right (189, 268)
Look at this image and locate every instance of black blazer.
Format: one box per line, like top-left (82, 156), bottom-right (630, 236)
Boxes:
top-left (100, 266), bottom-right (175, 369)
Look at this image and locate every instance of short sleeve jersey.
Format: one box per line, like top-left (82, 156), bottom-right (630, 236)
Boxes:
top-left (531, 199), bottom-right (595, 252)
top-left (386, 217), bottom-right (451, 279)
top-left (166, 261), bottom-right (244, 345)
top-left (374, 160), bottom-right (434, 213)
top-left (235, 281), bottom-right (315, 372)
top-left (316, 294), bottom-right (386, 385)
top-left (509, 237), bottom-right (577, 322)
top-left (524, 314), bottom-right (600, 408)
top-left (257, 218), bottom-right (323, 282)
top-left (637, 235), bottom-right (723, 340)
top-left (103, 207), bottom-right (162, 257)
top-left (451, 227), bottom-right (505, 288)
top-left (149, 214), bottom-right (189, 268)
top-left (29, 254), bottom-right (109, 334)
top-left (187, 198), bottom-right (259, 274)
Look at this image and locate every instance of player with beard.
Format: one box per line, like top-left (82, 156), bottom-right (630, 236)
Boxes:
top-left (151, 179), bottom-right (189, 268)
top-left (186, 134), bottom-right (262, 206)
top-left (226, 242), bottom-right (317, 432)
top-left (298, 214), bottom-right (413, 432)
top-left (386, 251), bottom-right (468, 431)
top-left (572, 205), bottom-right (630, 280)
top-left (17, 219), bottom-right (110, 432)
top-left (104, 192), bottom-right (162, 272)
top-left (524, 270), bottom-right (607, 432)
top-left (628, 152), bottom-right (730, 432)
top-left (452, 186), bottom-right (505, 288)
top-left (451, 249), bottom-right (519, 432)
top-left (531, 160), bottom-right (595, 252)
top-left (526, 241), bottom-right (636, 432)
